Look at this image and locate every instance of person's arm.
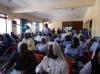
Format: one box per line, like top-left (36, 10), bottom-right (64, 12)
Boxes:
top-left (2, 53), bottom-right (17, 72)
top-left (35, 56), bottom-right (47, 74)
top-left (80, 61), bottom-right (91, 74)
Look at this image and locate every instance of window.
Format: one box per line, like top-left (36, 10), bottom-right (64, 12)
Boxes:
top-left (0, 18), bottom-right (6, 34)
top-left (0, 14), bottom-right (12, 34)
top-left (32, 22), bottom-right (43, 33)
top-left (7, 19), bottom-right (12, 34)
top-left (14, 19), bottom-right (21, 34)
top-left (39, 23), bottom-right (43, 31)
top-left (32, 22), bottom-right (37, 33)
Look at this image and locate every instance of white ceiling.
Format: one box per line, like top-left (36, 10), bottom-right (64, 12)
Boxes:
top-left (0, 0), bottom-right (95, 20)
top-left (27, 7), bottom-right (88, 20)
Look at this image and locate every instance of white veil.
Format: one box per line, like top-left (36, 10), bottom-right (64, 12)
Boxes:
top-left (48, 42), bottom-right (65, 60)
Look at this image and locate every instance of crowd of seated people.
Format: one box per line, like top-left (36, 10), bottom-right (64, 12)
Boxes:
top-left (0, 23), bottom-right (100, 74)
top-left (0, 33), bottom-right (18, 56)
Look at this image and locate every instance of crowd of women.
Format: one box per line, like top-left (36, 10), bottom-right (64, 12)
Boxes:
top-left (0, 23), bottom-right (100, 74)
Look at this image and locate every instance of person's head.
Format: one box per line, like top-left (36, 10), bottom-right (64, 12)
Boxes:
top-left (79, 35), bottom-right (85, 41)
top-left (26, 25), bottom-right (30, 29)
top-left (44, 23), bottom-right (48, 28)
top-left (5, 34), bottom-right (10, 39)
top-left (75, 30), bottom-right (79, 34)
top-left (11, 32), bottom-right (14, 36)
top-left (71, 37), bottom-right (79, 48)
top-left (20, 43), bottom-right (28, 54)
top-left (53, 28), bottom-right (55, 30)
top-left (47, 42), bottom-right (64, 59)
top-left (27, 33), bottom-right (31, 38)
top-left (91, 37), bottom-right (96, 42)
top-left (41, 38), bottom-right (46, 44)
top-left (24, 33), bottom-right (29, 39)
top-left (0, 34), bottom-right (3, 41)
top-left (38, 32), bottom-right (42, 36)
top-left (65, 35), bottom-right (72, 42)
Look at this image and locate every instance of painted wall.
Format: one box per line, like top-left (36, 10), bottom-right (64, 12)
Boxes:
top-left (47, 17), bottom-right (83, 32)
top-left (83, 0), bottom-right (100, 37)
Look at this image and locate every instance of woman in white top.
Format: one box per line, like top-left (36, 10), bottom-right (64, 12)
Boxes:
top-left (64, 37), bottom-right (80, 58)
top-left (34, 32), bottom-right (43, 42)
top-left (35, 38), bottom-right (48, 54)
top-left (36, 42), bottom-right (69, 74)
top-left (80, 47), bottom-right (100, 74)
top-left (22, 33), bottom-right (35, 51)
top-left (42, 23), bottom-right (50, 36)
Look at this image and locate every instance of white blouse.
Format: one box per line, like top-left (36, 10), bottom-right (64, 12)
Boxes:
top-left (36, 56), bottom-right (69, 74)
top-left (36, 43), bottom-right (48, 53)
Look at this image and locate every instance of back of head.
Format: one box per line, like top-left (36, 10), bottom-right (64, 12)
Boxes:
top-left (5, 34), bottom-right (10, 39)
top-left (71, 37), bottom-right (79, 48)
top-left (65, 35), bottom-right (72, 41)
top-left (44, 23), bottom-right (48, 28)
top-left (38, 32), bottom-right (42, 36)
top-left (20, 43), bottom-right (28, 54)
top-left (41, 38), bottom-right (46, 44)
top-left (0, 34), bottom-right (3, 41)
top-left (11, 32), bottom-right (14, 36)
top-left (79, 35), bottom-right (85, 41)
top-left (24, 33), bottom-right (29, 39)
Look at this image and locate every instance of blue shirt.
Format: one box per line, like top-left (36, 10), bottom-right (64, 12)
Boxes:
top-left (64, 45), bottom-right (79, 57)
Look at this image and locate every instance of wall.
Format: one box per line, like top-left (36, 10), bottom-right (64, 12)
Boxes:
top-left (48, 20), bottom-right (62, 31)
top-left (47, 17), bottom-right (83, 32)
top-left (83, 0), bottom-right (100, 37)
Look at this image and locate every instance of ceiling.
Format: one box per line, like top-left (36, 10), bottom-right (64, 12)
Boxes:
top-left (0, 0), bottom-right (95, 20)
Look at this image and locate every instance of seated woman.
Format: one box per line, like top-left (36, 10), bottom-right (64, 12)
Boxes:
top-left (62, 35), bottom-right (72, 48)
top-left (80, 47), bottom-right (100, 74)
top-left (64, 37), bottom-right (80, 58)
top-left (34, 32), bottom-right (43, 42)
top-left (54, 34), bottom-right (61, 44)
top-left (10, 32), bottom-right (19, 42)
top-left (35, 38), bottom-right (48, 54)
top-left (2, 43), bottom-right (38, 74)
top-left (36, 42), bottom-right (69, 74)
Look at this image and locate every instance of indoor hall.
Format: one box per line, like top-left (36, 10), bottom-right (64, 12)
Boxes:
top-left (0, 0), bottom-right (100, 74)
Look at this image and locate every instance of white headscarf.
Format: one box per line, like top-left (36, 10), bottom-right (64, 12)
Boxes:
top-left (48, 42), bottom-right (65, 60)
